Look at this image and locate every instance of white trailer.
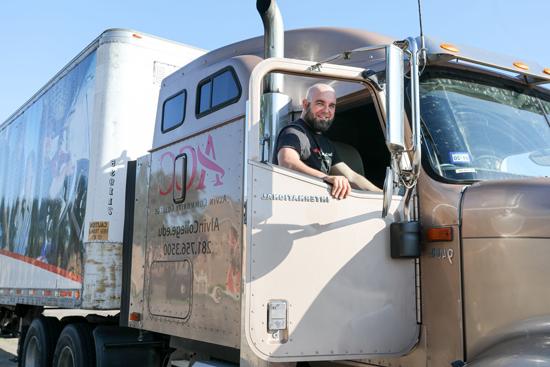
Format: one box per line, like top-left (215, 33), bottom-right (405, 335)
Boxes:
top-left (0, 29), bottom-right (204, 365)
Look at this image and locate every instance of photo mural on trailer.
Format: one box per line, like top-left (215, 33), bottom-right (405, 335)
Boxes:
top-left (0, 51), bottom-right (96, 278)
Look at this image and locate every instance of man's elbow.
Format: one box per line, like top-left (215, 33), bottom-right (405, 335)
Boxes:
top-left (277, 150), bottom-right (300, 170)
top-left (278, 155), bottom-right (295, 169)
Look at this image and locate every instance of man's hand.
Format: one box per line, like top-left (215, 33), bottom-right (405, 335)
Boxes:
top-left (323, 175), bottom-right (351, 199)
top-left (277, 149), bottom-right (354, 199)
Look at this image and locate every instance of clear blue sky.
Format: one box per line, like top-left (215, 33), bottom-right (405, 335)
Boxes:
top-left (1, 0), bottom-right (548, 121)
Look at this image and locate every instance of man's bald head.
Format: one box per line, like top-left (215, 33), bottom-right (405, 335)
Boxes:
top-left (305, 83), bottom-right (336, 102)
top-left (301, 83), bottom-right (336, 133)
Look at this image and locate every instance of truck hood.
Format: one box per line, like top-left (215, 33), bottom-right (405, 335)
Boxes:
top-left (466, 334), bottom-right (550, 367)
top-left (461, 178), bottom-right (550, 238)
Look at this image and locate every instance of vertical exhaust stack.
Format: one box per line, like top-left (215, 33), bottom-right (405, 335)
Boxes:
top-left (256, 0), bottom-right (291, 162)
top-left (256, 0), bottom-right (284, 92)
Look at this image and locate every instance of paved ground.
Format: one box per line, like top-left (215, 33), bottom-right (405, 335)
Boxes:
top-left (0, 337), bottom-right (17, 367)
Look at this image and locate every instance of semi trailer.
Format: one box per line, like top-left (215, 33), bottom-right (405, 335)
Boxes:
top-left (0, 29), bottom-right (204, 366)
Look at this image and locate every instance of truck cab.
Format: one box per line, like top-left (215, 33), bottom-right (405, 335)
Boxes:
top-left (129, 20), bottom-right (550, 367)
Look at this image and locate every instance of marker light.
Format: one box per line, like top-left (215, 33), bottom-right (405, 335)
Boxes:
top-left (129, 312), bottom-right (141, 321)
top-left (513, 61), bottom-right (529, 71)
top-left (132, 33), bottom-right (142, 39)
top-left (426, 227), bottom-right (453, 242)
top-left (440, 43), bottom-right (459, 53)
top-left (544, 68), bottom-right (550, 76)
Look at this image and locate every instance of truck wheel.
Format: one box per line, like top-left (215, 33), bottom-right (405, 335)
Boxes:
top-left (59, 316), bottom-right (87, 326)
top-left (52, 323), bottom-right (95, 367)
top-left (21, 316), bottom-right (61, 367)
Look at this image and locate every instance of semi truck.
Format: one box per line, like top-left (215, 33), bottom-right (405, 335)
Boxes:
top-left (2, 1), bottom-right (550, 366)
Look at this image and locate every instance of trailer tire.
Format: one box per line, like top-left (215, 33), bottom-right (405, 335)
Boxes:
top-left (59, 316), bottom-right (87, 326)
top-left (21, 316), bottom-right (61, 367)
top-left (52, 323), bottom-right (95, 367)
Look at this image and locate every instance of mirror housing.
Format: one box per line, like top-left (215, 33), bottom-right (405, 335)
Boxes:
top-left (385, 44), bottom-right (405, 155)
top-left (390, 221), bottom-right (421, 258)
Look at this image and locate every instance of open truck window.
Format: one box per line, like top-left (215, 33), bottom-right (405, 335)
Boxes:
top-left (271, 77), bottom-right (389, 190)
top-left (327, 90), bottom-right (389, 189)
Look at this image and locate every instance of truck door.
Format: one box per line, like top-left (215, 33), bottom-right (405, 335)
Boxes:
top-left (244, 57), bottom-right (419, 362)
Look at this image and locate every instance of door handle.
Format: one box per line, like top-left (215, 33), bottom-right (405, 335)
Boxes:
top-left (173, 153), bottom-right (187, 204)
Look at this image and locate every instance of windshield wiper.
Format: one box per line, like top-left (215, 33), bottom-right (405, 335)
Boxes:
top-left (535, 97), bottom-right (550, 129)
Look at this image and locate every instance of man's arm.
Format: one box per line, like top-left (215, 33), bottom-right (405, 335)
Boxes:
top-left (330, 162), bottom-right (382, 192)
top-left (277, 147), bottom-right (351, 199)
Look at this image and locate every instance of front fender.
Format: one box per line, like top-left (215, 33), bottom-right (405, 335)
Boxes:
top-left (467, 334), bottom-right (550, 367)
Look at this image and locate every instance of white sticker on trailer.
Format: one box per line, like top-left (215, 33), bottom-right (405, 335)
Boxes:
top-left (88, 221), bottom-right (109, 241)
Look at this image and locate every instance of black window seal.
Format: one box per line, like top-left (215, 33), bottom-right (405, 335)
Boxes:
top-left (196, 80), bottom-right (212, 117)
top-left (161, 89), bottom-right (187, 133)
top-left (195, 66), bottom-right (242, 119)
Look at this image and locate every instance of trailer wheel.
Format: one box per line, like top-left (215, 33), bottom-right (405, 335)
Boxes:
top-left (53, 323), bottom-right (95, 367)
top-left (59, 316), bottom-right (87, 326)
top-left (21, 316), bottom-right (61, 367)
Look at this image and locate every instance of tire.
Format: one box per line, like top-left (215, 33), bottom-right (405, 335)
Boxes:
top-left (59, 316), bottom-right (87, 326)
top-left (52, 323), bottom-right (95, 367)
top-left (21, 316), bottom-right (61, 367)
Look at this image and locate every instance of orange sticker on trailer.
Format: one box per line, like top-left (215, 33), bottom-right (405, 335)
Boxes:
top-left (88, 221), bottom-right (109, 241)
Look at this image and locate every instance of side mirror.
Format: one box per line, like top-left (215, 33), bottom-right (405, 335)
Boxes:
top-left (385, 44), bottom-right (405, 155)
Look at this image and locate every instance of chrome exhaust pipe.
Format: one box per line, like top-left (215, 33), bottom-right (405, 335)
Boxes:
top-left (256, 0), bottom-right (284, 92)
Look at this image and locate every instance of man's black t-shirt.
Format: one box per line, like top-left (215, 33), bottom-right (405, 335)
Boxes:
top-left (273, 119), bottom-right (341, 174)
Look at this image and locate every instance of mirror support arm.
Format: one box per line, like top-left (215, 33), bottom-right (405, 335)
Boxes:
top-left (407, 37), bottom-right (422, 178)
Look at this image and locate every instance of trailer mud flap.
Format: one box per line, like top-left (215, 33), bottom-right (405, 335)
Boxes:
top-left (94, 326), bottom-right (172, 367)
top-left (244, 162), bottom-right (418, 362)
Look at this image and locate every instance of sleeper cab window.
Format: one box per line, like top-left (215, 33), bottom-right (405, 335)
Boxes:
top-left (162, 90), bottom-right (186, 132)
top-left (196, 67), bottom-right (241, 117)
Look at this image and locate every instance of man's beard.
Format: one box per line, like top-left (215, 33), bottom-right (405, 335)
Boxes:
top-left (303, 107), bottom-right (334, 133)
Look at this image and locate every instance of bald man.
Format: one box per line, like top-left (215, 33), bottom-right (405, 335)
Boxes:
top-left (273, 83), bottom-right (381, 199)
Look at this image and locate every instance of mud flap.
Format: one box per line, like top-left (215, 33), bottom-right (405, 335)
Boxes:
top-left (94, 326), bottom-right (173, 367)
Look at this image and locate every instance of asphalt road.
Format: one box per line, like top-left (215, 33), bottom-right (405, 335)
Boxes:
top-left (0, 337), bottom-right (17, 367)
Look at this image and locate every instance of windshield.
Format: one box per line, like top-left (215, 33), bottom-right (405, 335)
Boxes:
top-left (419, 71), bottom-right (550, 181)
